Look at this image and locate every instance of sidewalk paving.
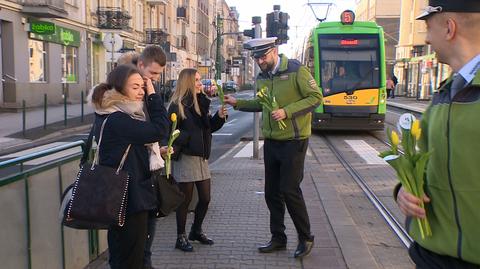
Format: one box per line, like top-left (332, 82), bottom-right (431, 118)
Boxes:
top-left (92, 142), bottom-right (348, 269)
top-left (387, 97), bottom-right (429, 113)
top-left (91, 136), bottom-right (414, 269)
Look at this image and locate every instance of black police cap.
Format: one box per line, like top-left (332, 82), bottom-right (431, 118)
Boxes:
top-left (417, 0), bottom-right (480, 20)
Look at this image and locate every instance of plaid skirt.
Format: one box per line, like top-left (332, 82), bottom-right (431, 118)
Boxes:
top-left (172, 154), bottom-right (211, 182)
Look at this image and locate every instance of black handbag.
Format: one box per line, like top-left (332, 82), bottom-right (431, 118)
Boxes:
top-left (60, 117), bottom-right (131, 229)
top-left (152, 170), bottom-right (185, 217)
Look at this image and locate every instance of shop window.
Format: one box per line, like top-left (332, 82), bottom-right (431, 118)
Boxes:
top-left (61, 46), bottom-right (78, 83)
top-left (29, 39), bottom-right (47, 82)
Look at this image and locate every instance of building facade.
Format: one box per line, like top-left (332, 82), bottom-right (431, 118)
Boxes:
top-left (355, 0), bottom-right (401, 76)
top-left (394, 0), bottom-right (451, 100)
top-left (0, 0), bottom-right (89, 108)
top-left (0, 0), bottom-right (244, 109)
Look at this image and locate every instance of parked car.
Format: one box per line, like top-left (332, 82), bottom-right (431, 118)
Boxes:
top-left (202, 79), bottom-right (216, 97)
top-left (223, 81), bottom-right (238, 93)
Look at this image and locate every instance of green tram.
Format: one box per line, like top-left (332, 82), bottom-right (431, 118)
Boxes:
top-left (304, 10), bottom-right (387, 130)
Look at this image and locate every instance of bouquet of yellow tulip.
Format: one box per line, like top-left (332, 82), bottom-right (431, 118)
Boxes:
top-left (165, 113), bottom-right (181, 179)
top-left (256, 87), bottom-right (287, 130)
top-left (379, 113), bottom-right (432, 239)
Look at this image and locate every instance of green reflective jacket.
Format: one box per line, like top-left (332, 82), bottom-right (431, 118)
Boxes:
top-left (410, 70), bottom-right (480, 265)
top-left (235, 54), bottom-right (322, 140)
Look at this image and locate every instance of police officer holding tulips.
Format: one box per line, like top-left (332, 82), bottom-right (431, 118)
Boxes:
top-left (224, 37), bottom-right (322, 258)
top-left (394, 0), bottom-right (480, 267)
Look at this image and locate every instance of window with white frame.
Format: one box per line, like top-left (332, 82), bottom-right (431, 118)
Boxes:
top-left (29, 39), bottom-right (47, 82)
top-left (61, 46), bottom-right (78, 83)
top-left (136, 2), bottom-right (144, 31)
top-left (159, 13), bottom-right (165, 29)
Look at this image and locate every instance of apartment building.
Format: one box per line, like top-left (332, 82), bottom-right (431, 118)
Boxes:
top-left (0, 0), bottom-right (242, 108)
top-left (395, 0), bottom-right (451, 99)
top-left (355, 0), bottom-right (401, 75)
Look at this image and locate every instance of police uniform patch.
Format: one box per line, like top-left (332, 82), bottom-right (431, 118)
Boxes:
top-left (280, 74), bottom-right (289, 80)
top-left (309, 79), bottom-right (317, 89)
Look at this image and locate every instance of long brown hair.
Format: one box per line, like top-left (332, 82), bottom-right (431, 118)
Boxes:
top-left (169, 68), bottom-right (201, 119)
top-left (91, 64), bottom-right (141, 106)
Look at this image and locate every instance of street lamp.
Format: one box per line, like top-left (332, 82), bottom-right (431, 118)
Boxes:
top-left (209, 32), bottom-right (243, 80)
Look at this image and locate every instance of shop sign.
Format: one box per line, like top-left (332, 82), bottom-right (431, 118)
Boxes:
top-left (30, 21), bottom-right (55, 35)
top-left (30, 24), bottom-right (81, 47)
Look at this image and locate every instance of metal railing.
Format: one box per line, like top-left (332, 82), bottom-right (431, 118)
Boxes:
top-left (145, 28), bottom-right (169, 45)
top-left (97, 7), bottom-right (132, 30)
top-left (0, 141), bottom-right (106, 269)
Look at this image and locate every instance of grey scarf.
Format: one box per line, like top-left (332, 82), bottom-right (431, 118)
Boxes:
top-left (88, 88), bottom-right (164, 171)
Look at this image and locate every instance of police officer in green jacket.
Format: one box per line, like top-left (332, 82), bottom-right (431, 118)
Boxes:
top-left (395, 0), bottom-right (480, 267)
top-left (224, 37), bottom-right (322, 258)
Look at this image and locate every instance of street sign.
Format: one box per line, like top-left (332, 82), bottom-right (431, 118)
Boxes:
top-left (103, 33), bottom-right (123, 52)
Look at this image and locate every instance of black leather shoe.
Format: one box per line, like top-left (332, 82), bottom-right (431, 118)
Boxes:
top-left (188, 230), bottom-right (214, 245)
top-left (294, 237), bottom-right (314, 258)
top-left (175, 234), bottom-right (193, 252)
top-left (258, 240), bottom-right (287, 253)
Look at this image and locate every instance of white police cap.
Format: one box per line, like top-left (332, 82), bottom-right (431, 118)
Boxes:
top-left (243, 37), bottom-right (277, 58)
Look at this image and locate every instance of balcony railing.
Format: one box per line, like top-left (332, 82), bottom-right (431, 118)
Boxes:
top-left (145, 28), bottom-right (169, 44)
top-left (97, 7), bottom-right (131, 30)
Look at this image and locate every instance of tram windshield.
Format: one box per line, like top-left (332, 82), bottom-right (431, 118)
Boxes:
top-left (318, 34), bottom-right (381, 96)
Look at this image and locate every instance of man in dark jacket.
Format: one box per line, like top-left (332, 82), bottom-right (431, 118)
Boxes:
top-left (118, 45), bottom-right (167, 269)
top-left (224, 37), bottom-right (322, 258)
top-left (135, 45), bottom-right (168, 269)
top-left (395, 0), bottom-right (480, 267)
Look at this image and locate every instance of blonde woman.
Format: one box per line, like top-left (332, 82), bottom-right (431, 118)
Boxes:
top-left (168, 68), bottom-right (227, 251)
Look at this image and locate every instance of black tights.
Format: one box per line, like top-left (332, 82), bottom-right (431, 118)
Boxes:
top-left (176, 179), bottom-right (211, 235)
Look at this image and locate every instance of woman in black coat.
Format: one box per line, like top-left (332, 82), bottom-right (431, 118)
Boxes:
top-left (89, 64), bottom-right (169, 269)
top-left (168, 68), bottom-right (227, 251)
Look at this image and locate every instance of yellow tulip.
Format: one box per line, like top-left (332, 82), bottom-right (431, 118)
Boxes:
top-left (170, 113), bottom-right (177, 122)
top-left (411, 120), bottom-right (421, 140)
top-left (391, 130), bottom-right (400, 146)
top-left (415, 128), bottom-right (422, 140)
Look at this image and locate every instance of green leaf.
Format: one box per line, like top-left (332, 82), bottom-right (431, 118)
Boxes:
top-left (378, 150), bottom-right (394, 158)
top-left (414, 151), bottom-right (432, 197)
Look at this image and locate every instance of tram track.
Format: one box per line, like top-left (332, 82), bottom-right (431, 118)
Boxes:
top-left (320, 133), bottom-right (413, 249)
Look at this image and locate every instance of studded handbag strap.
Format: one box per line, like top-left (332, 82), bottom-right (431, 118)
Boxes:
top-left (91, 116), bottom-right (131, 173)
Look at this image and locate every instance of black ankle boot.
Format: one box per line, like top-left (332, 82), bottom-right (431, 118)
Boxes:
top-left (175, 234), bottom-right (193, 252)
top-left (188, 229), bottom-right (214, 245)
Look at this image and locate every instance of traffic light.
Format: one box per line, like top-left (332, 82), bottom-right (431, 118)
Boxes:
top-left (266, 6), bottom-right (289, 45)
top-left (277, 12), bottom-right (289, 44)
top-left (243, 28), bottom-right (255, 38)
top-left (266, 13), bottom-right (278, 39)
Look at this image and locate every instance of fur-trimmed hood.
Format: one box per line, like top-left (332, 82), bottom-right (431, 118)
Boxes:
top-left (88, 86), bottom-right (164, 171)
top-left (88, 87), bottom-right (145, 121)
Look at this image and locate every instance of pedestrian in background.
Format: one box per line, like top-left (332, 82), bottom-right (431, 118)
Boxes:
top-left (168, 68), bottom-right (227, 252)
top-left (395, 0), bottom-right (480, 267)
top-left (88, 64), bottom-right (169, 269)
top-left (224, 37), bottom-right (322, 258)
top-left (386, 76), bottom-right (395, 98)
